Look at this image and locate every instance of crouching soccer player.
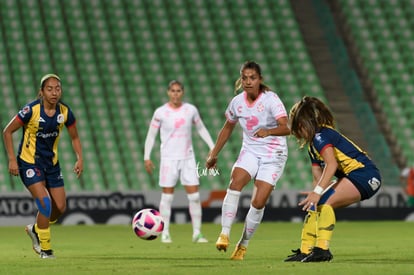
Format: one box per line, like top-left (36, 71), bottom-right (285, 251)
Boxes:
top-left (285, 96), bottom-right (381, 262)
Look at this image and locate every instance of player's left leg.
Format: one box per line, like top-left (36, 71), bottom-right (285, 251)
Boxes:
top-left (231, 181), bottom-right (273, 260)
top-left (49, 186), bottom-right (67, 223)
top-left (185, 185), bottom-right (208, 243)
top-left (181, 158), bottom-right (208, 243)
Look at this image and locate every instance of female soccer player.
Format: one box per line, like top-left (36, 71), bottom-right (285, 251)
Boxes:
top-left (206, 61), bottom-right (290, 260)
top-left (285, 96), bottom-right (381, 262)
top-left (144, 80), bottom-right (215, 244)
top-left (3, 74), bottom-right (83, 259)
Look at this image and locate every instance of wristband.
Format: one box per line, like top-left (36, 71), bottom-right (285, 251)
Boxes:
top-left (313, 185), bottom-right (324, 195)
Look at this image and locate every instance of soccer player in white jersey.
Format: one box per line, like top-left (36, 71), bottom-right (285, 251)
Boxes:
top-left (144, 80), bottom-right (215, 243)
top-left (206, 61), bottom-right (290, 260)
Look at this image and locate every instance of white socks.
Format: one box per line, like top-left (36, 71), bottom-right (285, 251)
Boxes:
top-left (159, 193), bottom-right (174, 235)
top-left (160, 192), bottom-right (203, 238)
top-left (221, 189), bottom-right (241, 236)
top-left (187, 192), bottom-right (202, 237)
top-left (238, 205), bottom-right (264, 247)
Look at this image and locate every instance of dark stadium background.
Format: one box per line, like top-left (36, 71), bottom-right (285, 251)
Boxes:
top-left (1, 0), bottom-right (413, 224)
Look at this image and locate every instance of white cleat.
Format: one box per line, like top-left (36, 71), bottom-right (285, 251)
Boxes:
top-left (161, 233), bottom-right (172, 243)
top-left (25, 224), bottom-right (41, 254)
top-left (193, 233), bottom-right (208, 243)
top-left (40, 249), bottom-right (55, 259)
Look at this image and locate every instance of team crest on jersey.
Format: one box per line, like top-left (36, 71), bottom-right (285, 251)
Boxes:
top-left (237, 106), bottom-right (243, 113)
top-left (57, 114), bottom-right (64, 124)
top-left (18, 106), bottom-right (31, 118)
top-left (257, 102), bottom-right (264, 112)
top-left (26, 169), bottom-right (35, 178)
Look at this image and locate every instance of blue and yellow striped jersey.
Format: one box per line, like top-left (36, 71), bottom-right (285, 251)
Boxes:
top-left (308, 127), bottom-right (375, 176)
top-left (16, 99), bottom-right (76, 168)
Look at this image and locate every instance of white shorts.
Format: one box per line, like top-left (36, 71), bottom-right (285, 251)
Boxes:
top-left (159, 157), bottom-right (199, 188)
top-left (233, 149), bottom-right (287, 186)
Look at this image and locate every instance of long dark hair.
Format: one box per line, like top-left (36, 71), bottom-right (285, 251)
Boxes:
top-left (234, 61), bottom-right (271, 94)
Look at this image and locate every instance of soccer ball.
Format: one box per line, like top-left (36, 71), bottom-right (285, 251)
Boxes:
top-left (132, 208), bottom-right (164, 240)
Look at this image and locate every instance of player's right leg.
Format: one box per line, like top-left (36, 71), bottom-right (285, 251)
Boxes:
top-left (284, 210), bottom-right (317, 262)
top-left (217, 164), bottom-right (253, 252)
top-left (215, 188), bottom-right (241, 251)
top-left (158, 159), bottom-right (179, 243)
top-left (23, 173), bottom-right (54, 258)
top-left (159, 192), bottom-right (174, 243)
top-left (25, 223), bottom-right (40, 254)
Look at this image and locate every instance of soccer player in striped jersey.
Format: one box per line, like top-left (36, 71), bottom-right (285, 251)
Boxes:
top-left (285, 96), bottom-right (381, 262)
top-left (144, 80), bottom-right (214, 244)
top-left (206, 61), bottom-right (290, 260)
top-left (3, 74), bottom-right (83, 259)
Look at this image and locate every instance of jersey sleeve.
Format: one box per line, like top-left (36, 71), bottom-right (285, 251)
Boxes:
top-left (65, 108), bottom-right (76, 127)
top-left (191, 105), bottom-right (202, 125)
top-left (269, 92), bottom-right (287, 120)
top-left (150, 108), bottom-right (162, 129)
top-left (16, 105), bottom-right (33, 124)
top-left (224, 97), bottom-right (238, 123)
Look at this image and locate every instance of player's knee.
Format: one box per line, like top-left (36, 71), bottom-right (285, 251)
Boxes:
top-left (55, 200), bottom-right (66, 214)
top-left (251, 200), bottom-right (266, 209)
top-left (35, 197), bottom-right (52, 218)
top-left (187, 192), bottom-right (200, 202)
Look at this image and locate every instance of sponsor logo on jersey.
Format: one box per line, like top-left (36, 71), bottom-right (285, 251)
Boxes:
top-left (368, 177), bottom-right (381, 191)
top-left (38, 116), bottom-right (46, 123)
top-left (36, 131), bottom-right (59, 138)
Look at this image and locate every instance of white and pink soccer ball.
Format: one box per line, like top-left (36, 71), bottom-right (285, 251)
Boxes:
top-left (132, 208), bottom-right (164, 240)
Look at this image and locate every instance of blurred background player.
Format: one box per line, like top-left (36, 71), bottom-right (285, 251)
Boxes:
top-left (3, 74), bottom-right (83, 259)
top-left (206, 61), bottom-right (290, 260)
top-left (144, 80), bottom-right (214, 243)
top-left (286, 96), bottom-right (381, 262)
top-left (400, 166), bottom-right (414, 207)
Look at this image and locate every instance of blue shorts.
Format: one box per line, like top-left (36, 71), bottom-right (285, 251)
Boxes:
top-left (18, 159), bottom-right (64, 188)
top-left (347, 166), bottom-right (382, 200)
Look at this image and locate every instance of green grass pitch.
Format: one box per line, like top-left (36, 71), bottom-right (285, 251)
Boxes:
top-left (0, 221), bottom-right (413, 275)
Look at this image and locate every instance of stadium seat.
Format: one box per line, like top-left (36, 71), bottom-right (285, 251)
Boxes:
top-left (337, 0), bottom-right (407, 181)
top-left (0, 0), bottom-right (350, 191)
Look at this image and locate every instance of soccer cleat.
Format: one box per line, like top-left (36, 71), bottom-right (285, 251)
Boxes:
top-left (230, 244), bottom-right (247, 260)
top-left (215, 234), bottom-right (229, 252)
top-left (161, 233), bottom-right (172, 243)
top-left (301, 247), bottom-right (333, 262)
top-left (193, 233), bottom-right (208, 243)
top-left (39, 249), bottom-right (55, 259)
top-left (25, 224), bottom-right (41, 254)
top-left (284, 248), bottom-right (309, 262)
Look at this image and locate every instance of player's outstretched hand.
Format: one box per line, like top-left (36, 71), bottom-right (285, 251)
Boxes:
top-left (206, 154), bottom-right (217, 169)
